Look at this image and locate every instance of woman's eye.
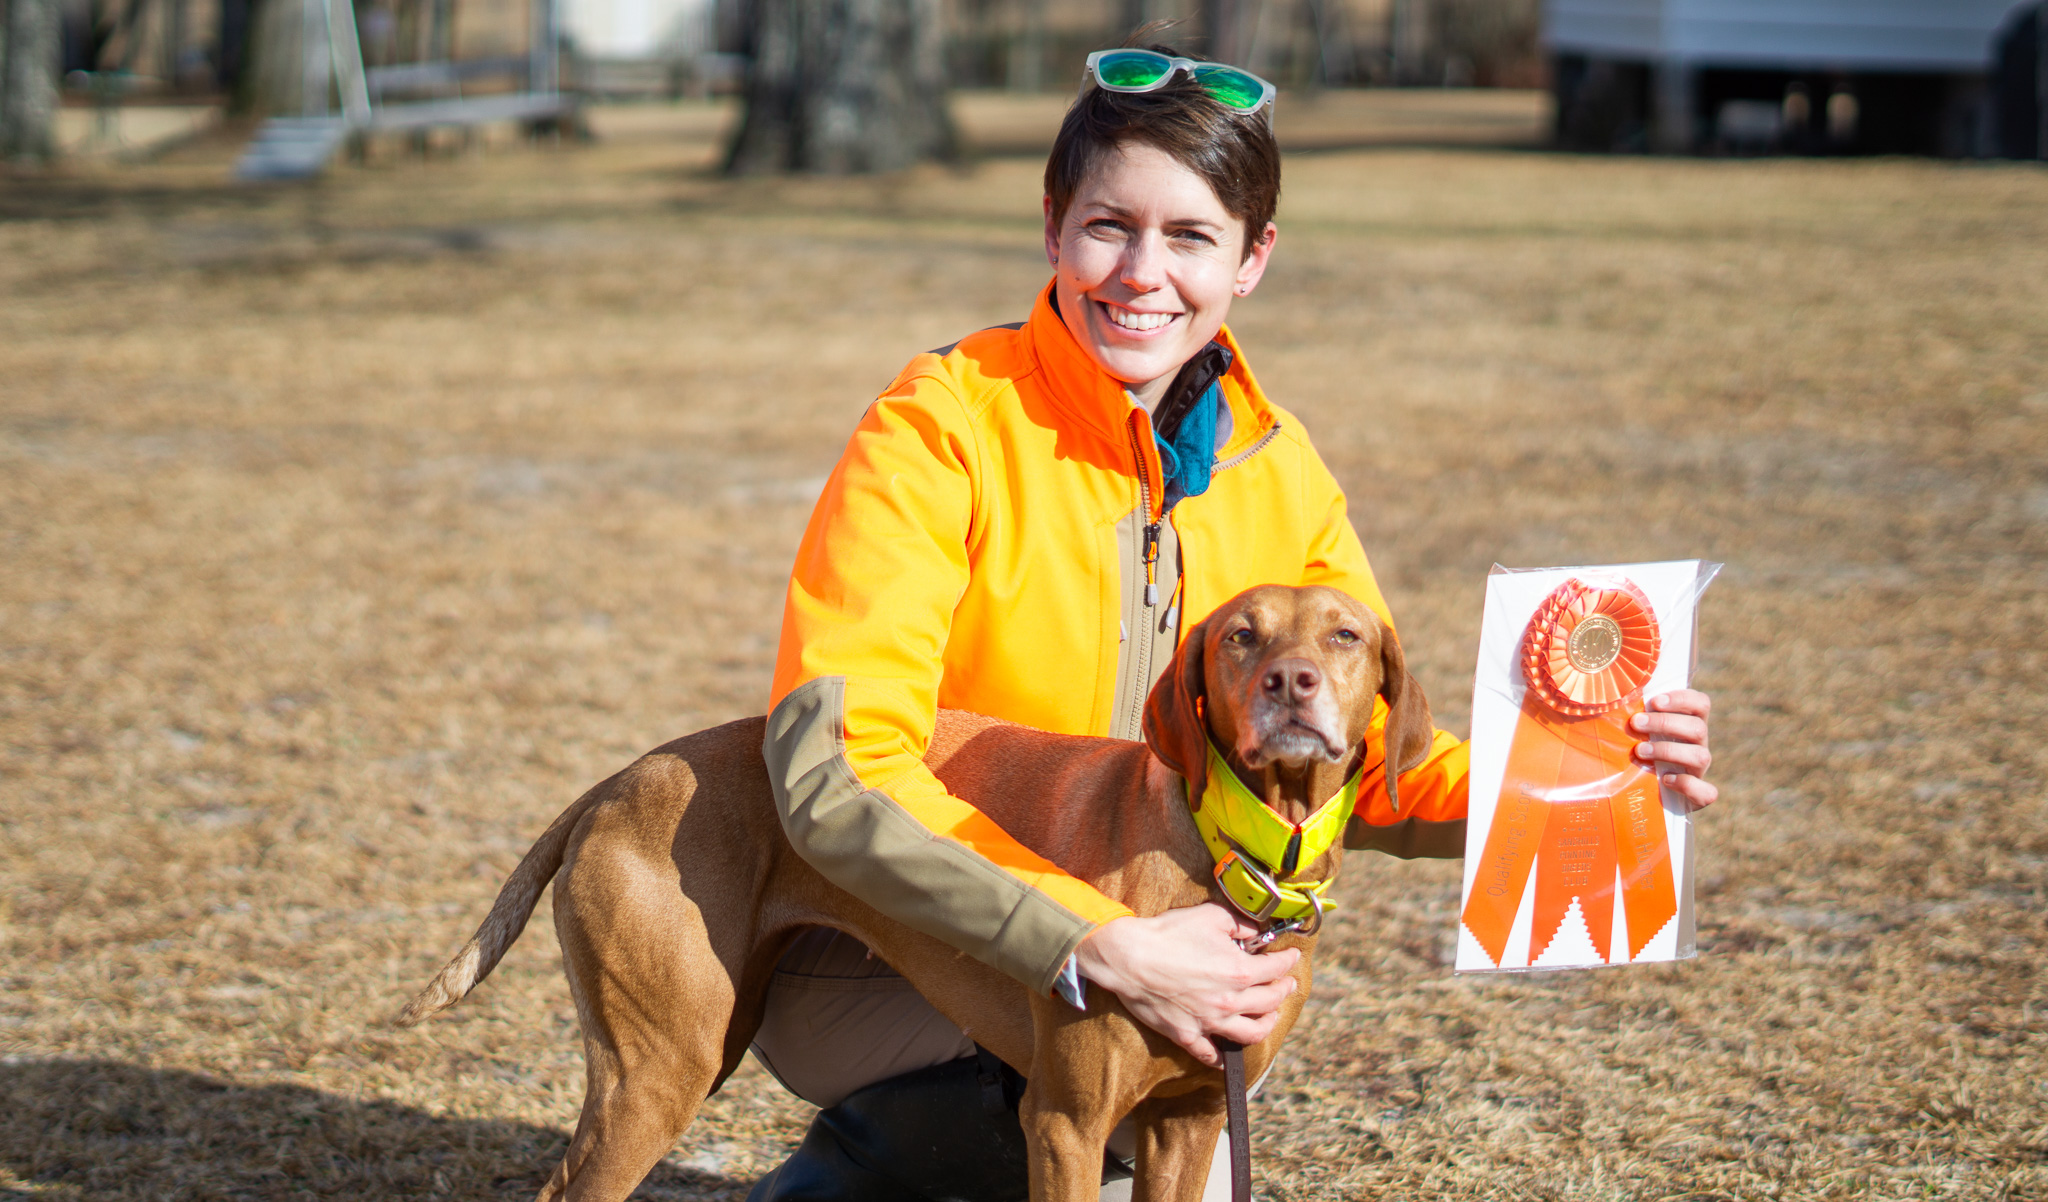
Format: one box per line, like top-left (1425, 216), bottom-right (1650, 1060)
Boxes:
top-left (1333, 629), bottom-right (1359, 645)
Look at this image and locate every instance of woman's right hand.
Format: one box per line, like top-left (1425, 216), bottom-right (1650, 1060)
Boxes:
top-left (1072, 903), bottom-right (1301, 1069)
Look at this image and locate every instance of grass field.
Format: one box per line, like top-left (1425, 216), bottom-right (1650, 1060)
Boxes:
top-left (3, 92), bottom-right (2046, 1200)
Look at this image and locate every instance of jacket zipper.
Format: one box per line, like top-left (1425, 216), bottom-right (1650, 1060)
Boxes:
top-left (1212, 419), bottom-right (1283, 475)
top-left (1126, 417), bottom-right (1163, 607)
top-left (1122, 413), bottom-right (1281, 734)
top-left (1126, 416), bottom-right (1163, 735)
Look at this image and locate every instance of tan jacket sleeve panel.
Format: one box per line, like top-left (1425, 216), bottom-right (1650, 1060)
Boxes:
top-left (1344, 815), bottom-right (1468, 859)
top-left (1293, 433), bottom-right (1473, 849)
top-left (767, 374), bottom-right (1134, 995)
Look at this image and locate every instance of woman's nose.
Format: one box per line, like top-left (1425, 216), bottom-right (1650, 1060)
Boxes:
top-left (1118, 232), bottom-right (1167, 292)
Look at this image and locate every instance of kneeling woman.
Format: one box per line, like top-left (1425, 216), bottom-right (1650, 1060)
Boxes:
top-left (750, 39), bottom-right (1717, 1201)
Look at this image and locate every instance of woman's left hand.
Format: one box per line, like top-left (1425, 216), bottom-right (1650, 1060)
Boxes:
top-left (1631, 689), bottom-right (1716, 809)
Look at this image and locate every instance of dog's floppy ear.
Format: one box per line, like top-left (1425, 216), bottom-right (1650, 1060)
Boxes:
top-left (1376, 619), bottom-right (1436, 815)
top-left (1143, 613), bottom-right (1212, 803)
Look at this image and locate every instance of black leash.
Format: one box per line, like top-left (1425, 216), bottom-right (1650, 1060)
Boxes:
top-left (1217, 1037), bottom-right (1252, 1202)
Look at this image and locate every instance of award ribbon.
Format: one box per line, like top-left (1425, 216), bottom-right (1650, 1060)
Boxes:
top-left (1461, 577), bottom-right (1679, 967)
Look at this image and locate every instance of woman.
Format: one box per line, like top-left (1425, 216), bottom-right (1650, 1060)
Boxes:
top-left (751, 41), bottom-right (1716, 1202)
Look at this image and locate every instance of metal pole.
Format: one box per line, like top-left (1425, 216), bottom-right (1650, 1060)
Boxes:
top-left (327, 0), bottom-right (371, 123)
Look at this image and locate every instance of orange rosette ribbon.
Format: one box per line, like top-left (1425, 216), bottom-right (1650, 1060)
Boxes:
top-left (1461, 577), bottom-right (1679, 967)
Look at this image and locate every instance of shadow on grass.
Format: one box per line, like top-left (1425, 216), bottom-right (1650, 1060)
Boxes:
top-left (0, 1058), bottom-right (742, 1200)
top-left (0, 178), bottom-right (281, 224)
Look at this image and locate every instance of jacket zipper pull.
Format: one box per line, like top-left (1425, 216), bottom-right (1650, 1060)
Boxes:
top-left (1142, 522), bottom-right (1161, 607)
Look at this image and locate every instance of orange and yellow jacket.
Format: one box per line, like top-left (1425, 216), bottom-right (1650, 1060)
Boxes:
top-left (765, 284), bottom-right (1470, 997)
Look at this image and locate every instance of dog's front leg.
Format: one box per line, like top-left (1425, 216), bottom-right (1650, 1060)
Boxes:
top-left (1017, 1089), bottom-right (1119, 1202)
top-left (1127, 1089), bottom-right (1228, 1202)
top-left (1018, 996), bottom-right (1151, 1202)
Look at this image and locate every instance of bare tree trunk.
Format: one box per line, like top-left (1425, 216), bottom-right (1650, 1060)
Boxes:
top-left (1, 0), bottom-right (58, 163)
top-left (243, 0), bottom-right (310, 115)
top-left (724, 0), bottom-right (956, 175)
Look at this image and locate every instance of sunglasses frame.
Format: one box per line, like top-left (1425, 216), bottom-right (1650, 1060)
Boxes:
top-left (1081, 49), bottom-right (1278, 115)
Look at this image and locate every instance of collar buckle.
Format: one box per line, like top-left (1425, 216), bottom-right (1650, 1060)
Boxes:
top-left (1213, 844), bottom-right (1329, 937)
top-left (1213, 847), bottom-right (1286, 925)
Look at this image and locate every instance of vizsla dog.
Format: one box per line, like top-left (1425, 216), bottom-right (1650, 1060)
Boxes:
top-left (399, 583), bottom-right (1436, 1202)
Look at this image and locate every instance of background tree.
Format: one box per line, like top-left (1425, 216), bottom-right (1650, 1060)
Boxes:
top-left (1434, 0), bottom-right (1539, 86)
top-left (723, 0), bottom-right (957, 175)
top-left (1, 0), bottom-right (58, 163)
top-left (242, 0), bottom-right (317, 115)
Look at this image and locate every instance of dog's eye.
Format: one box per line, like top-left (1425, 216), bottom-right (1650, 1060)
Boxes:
top-left (1333, 629), bottom-right (1359, 645)
top-left (1228, 628), bottom-right (1255, 646)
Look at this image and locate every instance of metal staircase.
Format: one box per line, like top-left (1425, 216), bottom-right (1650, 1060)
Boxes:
top-left (235, 116), bottom-right (351, 179)
top-left (235, 0), bottom-right (572, 181)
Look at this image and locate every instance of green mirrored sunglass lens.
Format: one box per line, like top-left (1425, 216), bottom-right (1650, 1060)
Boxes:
top-left (1192, 66), bottom-right (1265, 109)
top-left (1096, 52), bottom-right (1171, 89)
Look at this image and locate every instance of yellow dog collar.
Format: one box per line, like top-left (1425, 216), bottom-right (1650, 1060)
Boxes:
top-left (1191, 742), bottom-right (1361, 929)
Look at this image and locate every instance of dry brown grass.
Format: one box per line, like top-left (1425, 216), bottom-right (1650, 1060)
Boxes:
top-left (3, 92), bottom-right (2046, 1201)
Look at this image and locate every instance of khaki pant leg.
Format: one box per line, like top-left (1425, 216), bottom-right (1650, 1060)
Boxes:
top-left (749, 927), bottom-right (977, 1109)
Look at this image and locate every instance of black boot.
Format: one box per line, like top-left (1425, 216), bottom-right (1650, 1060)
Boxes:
top-left (747, 1048), bottom-right (1131, 1202)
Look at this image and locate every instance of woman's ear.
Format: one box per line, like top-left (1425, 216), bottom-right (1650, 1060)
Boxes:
top-left (1377, 620), bottom-right (1436, 815)
top-left (1233, 221), bottom-right (1278, 296)
top-left (1142, 615), bottom-right (1212, 802)
top-left (1044, 194), bottom-right (1061, 269)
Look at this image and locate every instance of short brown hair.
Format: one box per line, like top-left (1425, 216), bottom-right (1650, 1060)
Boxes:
top-left (1043, 41), bottom-right (1281, 261)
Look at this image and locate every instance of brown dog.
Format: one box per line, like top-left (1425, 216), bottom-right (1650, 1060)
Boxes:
top-left (399, 584), bottom-right (1436, 1202)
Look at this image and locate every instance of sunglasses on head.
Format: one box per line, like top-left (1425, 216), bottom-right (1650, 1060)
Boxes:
top-left (1082, 49), bottom-right (1277, 115)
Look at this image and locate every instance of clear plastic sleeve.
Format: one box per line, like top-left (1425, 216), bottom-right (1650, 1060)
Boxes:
top-left (1454, 560), bottom-right (1721, 973)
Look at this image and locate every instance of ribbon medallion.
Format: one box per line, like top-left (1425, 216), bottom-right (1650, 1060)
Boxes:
top-left (1460, 576), bottom-right (1678, 967)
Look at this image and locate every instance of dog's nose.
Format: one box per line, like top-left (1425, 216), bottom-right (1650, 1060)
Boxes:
top-left (1262, 657), bottom-right (1322, 705)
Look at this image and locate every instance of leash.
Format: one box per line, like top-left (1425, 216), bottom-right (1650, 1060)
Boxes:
top-left (1218, 1037), bottom-right (1253, 1202)
top-left (1213, 920), bottom-right (1295, 1202)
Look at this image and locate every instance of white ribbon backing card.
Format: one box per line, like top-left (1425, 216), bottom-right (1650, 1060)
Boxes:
top-left (1455, 560), bottom-right (1720, 974)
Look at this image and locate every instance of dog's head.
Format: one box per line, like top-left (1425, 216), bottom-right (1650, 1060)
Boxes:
top-left (1141, 584), bottom-right (1435, 813)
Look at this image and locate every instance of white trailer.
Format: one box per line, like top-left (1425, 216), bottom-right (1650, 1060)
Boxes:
top-left (1544, 0), bottom-right (2045, 156)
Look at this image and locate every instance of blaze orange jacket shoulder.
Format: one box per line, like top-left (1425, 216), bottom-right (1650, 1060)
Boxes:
top-left (764, 285), bottom-right (1469, 995)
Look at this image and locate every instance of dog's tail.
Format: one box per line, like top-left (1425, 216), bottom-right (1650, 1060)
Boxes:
top-left (395, 785), bottom-right (600, 1027)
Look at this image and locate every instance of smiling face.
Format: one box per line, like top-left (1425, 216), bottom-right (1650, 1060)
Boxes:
top-left (1043, 141), bottom-right (1278, 410)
